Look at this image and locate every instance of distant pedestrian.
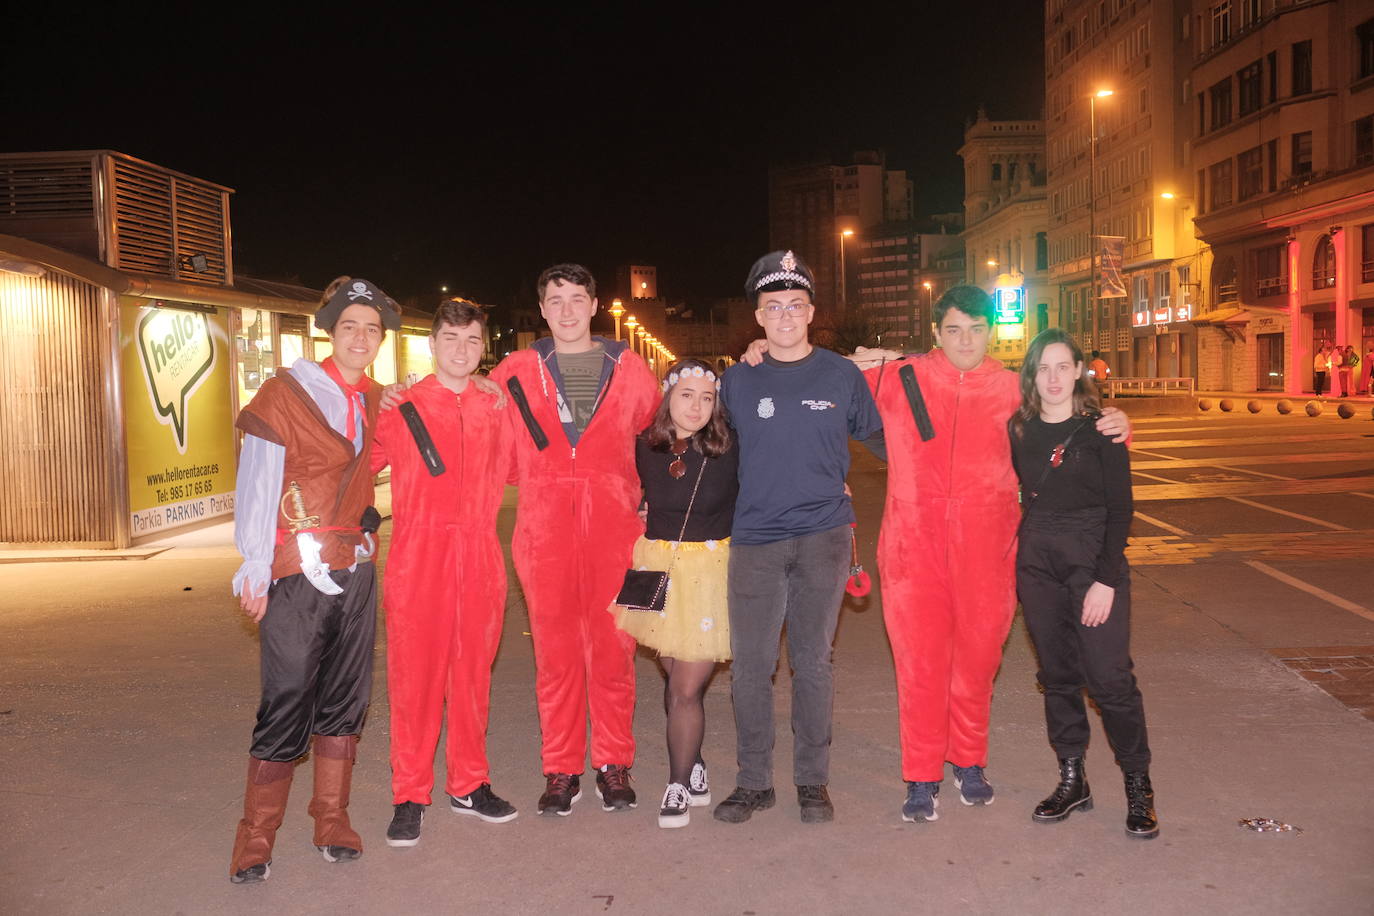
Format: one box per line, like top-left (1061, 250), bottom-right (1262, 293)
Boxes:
top-left (1313, 346), bottom-right (1329, 397)
top-left (1338, 345), bottom-right (1356, 398)
top-left (1010, 327), bottom-right (1158, 840)
top-left (1363, 346), bottom-right (1373, 395)
top-left (1088, 350), bottom-right (1111, 396)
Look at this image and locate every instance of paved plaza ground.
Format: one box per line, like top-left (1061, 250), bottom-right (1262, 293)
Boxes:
top-left (2, 409), bottom-right (1372, 915)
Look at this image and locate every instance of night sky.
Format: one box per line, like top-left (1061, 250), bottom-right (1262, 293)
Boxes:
top-left (4, 5), bottom-right (1044, 306)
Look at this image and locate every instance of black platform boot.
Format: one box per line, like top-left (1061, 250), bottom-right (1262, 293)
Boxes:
top-left (1123, 770), bottom-right (1159, 839)
top-left (1032, 756), bottom-right (1092, 823)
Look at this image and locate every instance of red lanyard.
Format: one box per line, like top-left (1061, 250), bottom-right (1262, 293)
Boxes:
top-left (321, 357), bottom-right (369, 440)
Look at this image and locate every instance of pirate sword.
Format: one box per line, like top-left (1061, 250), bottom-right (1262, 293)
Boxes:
top-left (281, 482), bottom-right (344, 596)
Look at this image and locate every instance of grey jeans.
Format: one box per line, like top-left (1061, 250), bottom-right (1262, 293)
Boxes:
top-left (727, 524), bottom-right (852, 789)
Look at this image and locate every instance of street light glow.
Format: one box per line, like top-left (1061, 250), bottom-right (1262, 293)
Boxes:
top-left (841, 228), bottom-right (855, 237)
top-left (1095, 89), bottom-right (1114, 98)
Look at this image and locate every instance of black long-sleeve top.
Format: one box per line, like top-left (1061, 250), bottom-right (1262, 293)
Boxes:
top-left (1011, 414), bottom-right (1133, 585)
top-left (637, 435), bottom-right (739, 542)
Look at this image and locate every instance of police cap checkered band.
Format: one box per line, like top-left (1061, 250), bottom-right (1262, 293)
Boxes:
top-left (745, 249), bottom-right (815, 298)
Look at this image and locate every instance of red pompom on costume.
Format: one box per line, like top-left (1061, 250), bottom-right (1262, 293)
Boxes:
top-left (372, 375), bottom-right (513, 805)
top-left (490, 341), bottom-right (659, 775)
top-left (866, 352), bottom-right (1021, 782)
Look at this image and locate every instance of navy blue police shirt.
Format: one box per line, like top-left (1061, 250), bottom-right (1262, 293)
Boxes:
top-left (723, 347), bottom-right (882, 545)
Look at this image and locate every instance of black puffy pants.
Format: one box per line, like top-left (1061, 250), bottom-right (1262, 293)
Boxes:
top-left (249, 563), bottom-right (377, 762)
top-left (1016, 511), bottom-right (1150, 772)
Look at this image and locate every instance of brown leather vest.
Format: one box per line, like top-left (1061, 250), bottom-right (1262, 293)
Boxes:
top-left (235, 369), bottom-right (379, 581)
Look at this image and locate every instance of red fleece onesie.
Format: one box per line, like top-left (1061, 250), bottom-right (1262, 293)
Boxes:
top-left (371, 376), bottom-right (512, 805)
top-left (490, 344), bottom-right (659, 775)
top-left (866, 352), bottom-right (1021, 782)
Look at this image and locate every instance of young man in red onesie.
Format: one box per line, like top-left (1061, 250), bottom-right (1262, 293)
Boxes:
top-left (372, 298), bottom-right (516, 847)
top-left (852, 285), bottom-right (1129, 823)
top-left (490, 264), bottom-right (659, 816)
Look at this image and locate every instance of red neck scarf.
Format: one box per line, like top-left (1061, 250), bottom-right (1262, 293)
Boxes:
top-left (321, 357), bottom-right (370, 440)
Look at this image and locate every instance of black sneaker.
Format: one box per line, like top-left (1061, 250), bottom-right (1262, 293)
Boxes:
top-left (658, 782), bottom-right (690, 829)
top-left (797, 784), bottom-right (834, 823)
top-left (687, 760), bottom-right (711, 807)
top-left (712, 786), bottom-right (776, 824)
top-left (317, 844), bottom-right (360, 863)
top-left (595, 764), bottom-right (638, 811)
top-left (450, 784), bottom-right (518, 823)
top-left (229, 862), bottom-right (270, 884)
top-left (537, 773), bottom-right (581, 816)
top-left (386, 801), bottom-right (424, 847)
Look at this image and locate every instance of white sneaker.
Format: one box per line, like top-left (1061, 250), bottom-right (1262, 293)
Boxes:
top-left (687, 761), bottom-right (711, 807)
top-left (658, 783), bottom-right (690, 828)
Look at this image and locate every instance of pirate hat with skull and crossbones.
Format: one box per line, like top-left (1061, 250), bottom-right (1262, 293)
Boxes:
top-left (315, 276), bottom-right (401, 332)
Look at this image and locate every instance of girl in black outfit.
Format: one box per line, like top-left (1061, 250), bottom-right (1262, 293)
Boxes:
top-left (1010, 329), bottom-right (1158, 840)
top-left (615, 359), bottom-right (739, 828)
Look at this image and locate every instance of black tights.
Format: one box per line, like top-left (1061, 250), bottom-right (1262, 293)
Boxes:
top-left (660, 657), bottom-right (716, 785)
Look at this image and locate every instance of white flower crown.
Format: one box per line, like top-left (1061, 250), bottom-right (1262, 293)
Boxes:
top-left (662, 364), bottom-right (721, 392)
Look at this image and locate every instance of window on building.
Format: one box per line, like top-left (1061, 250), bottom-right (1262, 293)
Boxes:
top-left (1196, 167), bottom-right (1208, 214)
top-left (1355, 115), bottom-right (1374, 166)
top-left (1252, 244), bottom-right (1288, 297)
top-left (1358, 18), bottom-right (1374, 80)
top-left (1211, 1), bottom-right (1232, 48)
top-left (1197, 92), bottom-right (1206, 137)
top-left (1267, 139), bottom-right (1278, 192)
top-left (1362, 224), bottom-right (1374, 282)
top-left (1036, 232), bottom-right (1049, 271)
top-left (1292, 131), bottom-right (1313, 176)
top-left (1267, 51), bottom-right (1278, 103)
top-left (1292, 40), bottom-right (1312, 96)
top-left (992, 162), bottom-right (1002, 181)
top-left (1157, 271), bottom-right (1172, 315)
top-left (1237, 61), bottom-right (1262, 116)
top-left (1238, 0), bottom-right (1260, 28)
top-left (1134, 276), bottom-right (1150, 316)
top-left (1238, 146), bottom-right (1264, 200)
top-left (1209, 79), bottom-right (1233, 131)
top-left (1209, 159), bottom-right (1234, 210)
top-left (1312, 235), bottom-right (1336, 289)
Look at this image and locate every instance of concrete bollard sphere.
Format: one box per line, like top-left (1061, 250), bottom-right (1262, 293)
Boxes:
top-left (1338, 403), bottom-right (1355, 419)
top-left (1276, 399), bottom-right (1292, 414)
top-left (1305, 400), bottom-right (1322, 417)
top-left (1198, 398), bottom-right (1213, 411)
top-left (1219, 399), bottom-right (1235, 412)
top-left (1247, 400), bottom-right (1262, 413)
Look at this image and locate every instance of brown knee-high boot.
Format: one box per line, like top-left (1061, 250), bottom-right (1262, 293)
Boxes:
top-left (229, 757), bottom-right (296, 882)
top-left (309, 734), bottom-right (363, 861)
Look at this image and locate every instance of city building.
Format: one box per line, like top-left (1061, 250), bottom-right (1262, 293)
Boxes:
top-left (768, 151), bottom-right (914, 311)
top-left (1188, 0), bottom-right (1374, 394)
top-left (1045, 0), bottom-right (1197, 380)
top-left (853, 222), bottom-right (964, 352)
top-left (615, 264), bottom-right (659, 300)
top-left (960, 111), bottom-right (1053, 367)
top-left (0, 150), bottom-right (432, 548)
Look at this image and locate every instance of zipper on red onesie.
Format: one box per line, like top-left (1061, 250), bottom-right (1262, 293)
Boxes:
top-left (947, 370), bottom-right (964, 571)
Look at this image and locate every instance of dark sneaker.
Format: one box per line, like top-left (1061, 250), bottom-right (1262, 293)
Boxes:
top-left (537, 773), bottom-right (582, 816)
top-left (953, 765), bottom-right (995, 806)
top-left (450, 784), bottom-right (518, 823)
top-left (658, 782), bottom-right (690, 829)
top-left (797, 784), bottom-right (834, 823)
top-left (386, 801), bottom-right (424, 847)
top-left (317, 844), bottom-right (360, 863)
top-left (595, 764), bottom-right (638, 811)
top-left (229, 862), bottom-right (270, 884)
top-left (712, 786), bottom-right (776, 824)
top-left (901, 781), bottom-right (940, 822)
top-left (687, 760), bottom-right (711, 807)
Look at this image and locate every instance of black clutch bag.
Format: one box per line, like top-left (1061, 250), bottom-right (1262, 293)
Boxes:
top-left (616, 569), bottom-right (669, 613)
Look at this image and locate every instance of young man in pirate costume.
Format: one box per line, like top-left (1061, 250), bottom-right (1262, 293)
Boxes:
top-left (714, 250), bottom-right (882, 825)
top-left (227, 276), bottom-right (399, 884)
top-left (371, 298), bottom-right (517, 846)
top-left (489, 263), bottom-right (660, 816)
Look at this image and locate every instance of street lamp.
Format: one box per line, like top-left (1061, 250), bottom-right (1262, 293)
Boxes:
top-left (1089, 88), bottom-right (1114, 353)
top-left (921, 280), bottom-right (933, 348)
top-left (624, 315), bottom-right (639, 356)
top-left (609, 298), bottom-right (625, 341)
top-left (839, 228), bottom-right (855, 310)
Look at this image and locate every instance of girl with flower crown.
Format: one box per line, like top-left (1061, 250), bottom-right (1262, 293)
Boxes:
top-left (615, 358), bottom-right (739, 828)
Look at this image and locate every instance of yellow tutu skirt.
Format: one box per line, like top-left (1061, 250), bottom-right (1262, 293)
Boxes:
top-left (614, 536), bottom-right (732, 662)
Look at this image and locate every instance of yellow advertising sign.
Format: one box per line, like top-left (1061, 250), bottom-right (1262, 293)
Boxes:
top-left (120, 298), bottom-right (237, 537)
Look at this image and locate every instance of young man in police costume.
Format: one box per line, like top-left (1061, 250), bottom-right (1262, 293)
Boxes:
top-left (714, 250), bottom-right (882, 825)
top-left (227, 276), bottom-right (399, 884)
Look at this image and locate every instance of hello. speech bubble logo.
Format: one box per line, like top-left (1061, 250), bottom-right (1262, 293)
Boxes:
top-left (136, 308), bottom-right (216, 454)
